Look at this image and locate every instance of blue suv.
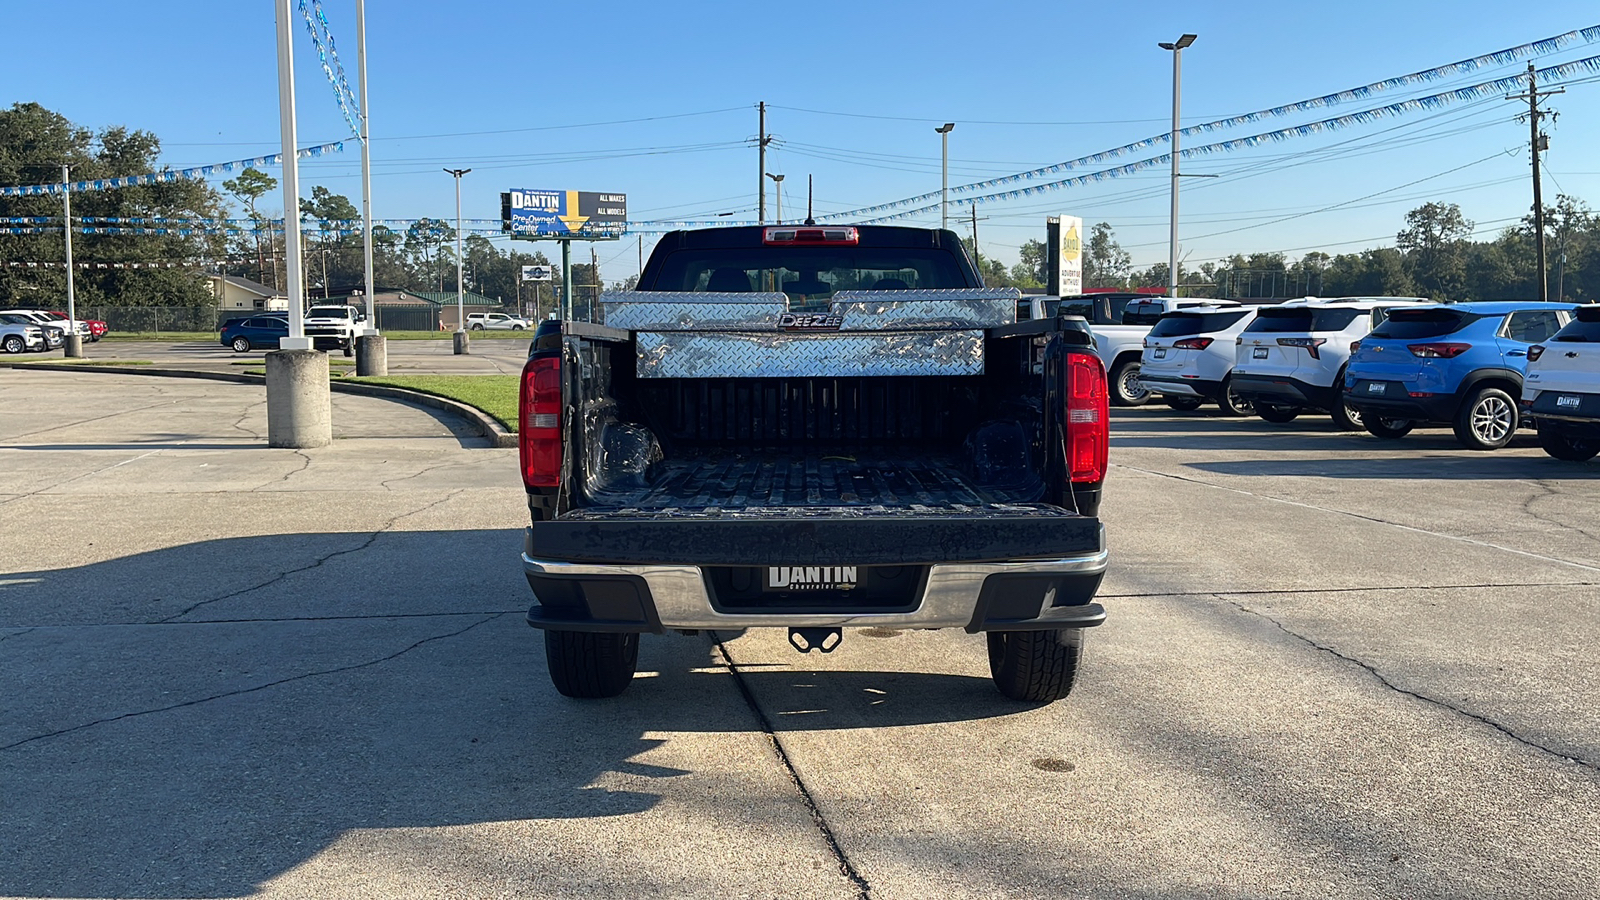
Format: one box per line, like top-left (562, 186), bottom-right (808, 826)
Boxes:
top-left (220, 314), bottom-right (290, 352)
top-left (1344, 301), bottom-right (1579, 449)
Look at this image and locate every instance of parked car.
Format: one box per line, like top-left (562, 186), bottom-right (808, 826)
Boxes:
top-left (5, 310), bottom-right (71, 347)
top-left (13, 309), bottom-right (89, 342)
top-left (1139, 305), bottom-right (1260, 415)
top-left (1, 316), bottom-right (47, 353)
top-left (466, 311), bottom-right (532, 330)
top-left (1019, 293), bottom-right (1233, 406)
top-left (1232, 297), bottom-right (1429, 429)
top-left (44, 310), bottom-right (107, 341)
top-left (220, 315), bottom-right (290, 352)
top-left (303, 304), bottom-right (364, 353)
top-left (1343, 301), bottom-right (1578, 450)
top-left (1522, 304), bottom-right (1600, 461)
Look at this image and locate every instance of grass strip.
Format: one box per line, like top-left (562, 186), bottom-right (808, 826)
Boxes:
top-left (347, 374), bottom-right (519, 430)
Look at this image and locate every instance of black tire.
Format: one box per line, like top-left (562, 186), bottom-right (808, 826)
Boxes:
top-left (1453, 386), bottom-right (1517, 451)
top-left (1110, 359), bottom-right (1150, 407)
top-left (987, 629), bottom-right (1084, 703)
top-left (1537, 421), bottom-right (1600, 461)
top-left (1364, 416), bottom-right (1415, 439)
top-left (512, 325), bottom-right (525, 331)
top-left (89, 333), bottom-right (100, 343)
top-left (1164, 397), bottom-right (1204, 411)
top-left (231, 336), bottom-right (252, 353)
top-left (2, 335), bottom-right (24, 354)
top-left (544, 629), bottom-right (639, 698)
top-left (1216, 376), bottom-right (1253, 417)
top-left (470, 323), bottom-right (484, 331)
top-left (1257, 404), bottom-right (1301, 423)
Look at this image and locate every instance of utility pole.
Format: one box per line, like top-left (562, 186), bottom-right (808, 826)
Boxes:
top-left (971, 205), bottom-right (981, 271)
top-left (758, 102), bottom-right (770, 224)
top-left (1507, 63), bottom-right (1562, 302)
top-left (591, 245), bottom-right (600, 320)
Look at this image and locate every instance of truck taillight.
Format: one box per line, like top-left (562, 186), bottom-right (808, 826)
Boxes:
top-left (520, 355), bottom-right (562, 488)
top-left (1066, 352), bottom-right (1109, 483)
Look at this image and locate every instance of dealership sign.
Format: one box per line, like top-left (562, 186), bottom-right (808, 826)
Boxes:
top-left (502, 189), bottom-right (627, 239)
top-left (521, 264), bottom-right (553, 282)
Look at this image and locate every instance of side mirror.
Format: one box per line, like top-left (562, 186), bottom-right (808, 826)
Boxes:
top-left (357, 313), bottom-right (367, 322)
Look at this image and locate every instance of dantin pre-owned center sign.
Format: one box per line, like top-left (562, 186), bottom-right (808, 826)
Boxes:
top-left (502, 189), bottom-right (627, 239)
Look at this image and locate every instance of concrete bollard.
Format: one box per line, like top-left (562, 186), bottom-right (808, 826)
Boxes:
top-left (453, 330), bottom-right (470, 355)
top-left (355, 334), bottom-right (388, 376)
top-left (265, 350), bottom-right (332, 448)
top-left (64, 334), bottom-right (84, 358)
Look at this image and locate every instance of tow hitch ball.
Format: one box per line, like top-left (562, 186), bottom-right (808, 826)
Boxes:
top-left (788, 627), bottom-right (842, 654)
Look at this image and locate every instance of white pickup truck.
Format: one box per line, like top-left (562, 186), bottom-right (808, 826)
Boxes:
top-left (302, 304), bottom-right (365, 354)
top-left (1018, 293), bottom-right (1239, 405)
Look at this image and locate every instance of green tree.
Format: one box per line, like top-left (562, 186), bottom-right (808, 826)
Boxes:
top-left (223, 168), bottom-right (277, 287)
top-left (1083, 222), bottom-right (1131, 289)
top-left (1014, 239), bottom-right (1048, 287)
top-left (1397, 201), bottom-right (1473, 300)
top-left (404, 218), bottom-right (456, 292)
top-left (298, 185), bottom-right (361, 294)
top-left (0, 102), bottom-right (227, 309)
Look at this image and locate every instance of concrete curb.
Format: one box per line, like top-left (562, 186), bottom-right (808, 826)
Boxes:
top-left (0, 362), bottom-right (519, 449)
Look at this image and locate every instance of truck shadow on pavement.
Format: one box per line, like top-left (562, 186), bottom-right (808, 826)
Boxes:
top-left (0, 530), bottom-right (1022, 899)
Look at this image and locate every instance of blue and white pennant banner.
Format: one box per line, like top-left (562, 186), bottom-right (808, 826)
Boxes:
top-left (300, 0), bottom-right (362, 137)
top-left (856, 53), bottom-right (1600, 225)
top-left (821, 25), bottom-right (1600, 222)
top-left (0, 142), bottom-right (345, 198)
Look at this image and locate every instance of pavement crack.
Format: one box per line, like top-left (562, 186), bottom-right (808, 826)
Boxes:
top-left (1522, 480), bottom-right (1600, 546)
top-left (1218, 594), bottom-right (1600, 774)
top-left (0, 614), bottom-right (504, 753)
top-left (0, 398), bottom-right (177, 442)
top-left (379, 461), bottom-right (451, 491)
top-left (0, 447), bottom-right (167, 507)
top-left (1114, 462), bottom-right (1600, 575)
top-left (159, 489), bottom-right (465, 622)
top-left (230, 401), bottom-right (265, 439)
top-left (0, 627), bottom-right (38, 644)
top-left (709, 633), bottom-right (872, 899)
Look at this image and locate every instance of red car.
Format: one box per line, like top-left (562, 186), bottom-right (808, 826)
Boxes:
top-left (46, 311), bottom-right (108, 341)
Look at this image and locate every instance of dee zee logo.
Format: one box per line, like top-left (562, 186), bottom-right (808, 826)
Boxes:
top-left (778, 313), bottom-right (843, 332)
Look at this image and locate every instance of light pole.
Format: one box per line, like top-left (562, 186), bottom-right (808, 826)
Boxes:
top-left (1158, 34), bottom-right (1195, 297)
top-left (445, 167), bottom-right (471, 353)
top-left (935, 123), bottom-right (955, 230)
top-left (766, 173), bottom-right (785, 224)
top-left (61, 165), bottom-right (82, 357)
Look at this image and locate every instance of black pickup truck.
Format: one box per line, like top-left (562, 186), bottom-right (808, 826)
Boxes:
top-left (517, 224), bottom-right (1110, 702)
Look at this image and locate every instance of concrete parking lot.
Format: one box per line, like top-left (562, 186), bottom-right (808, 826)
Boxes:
top-left (2, 367), bottom-right (1598, 899)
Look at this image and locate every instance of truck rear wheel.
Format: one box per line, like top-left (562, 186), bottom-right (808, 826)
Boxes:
top-left (1110, 359), bottom-right (1150, 407)
top-left (987, 629), bottom-right (1084, 703)
top-left (544, 630), bottom-right (639, 698)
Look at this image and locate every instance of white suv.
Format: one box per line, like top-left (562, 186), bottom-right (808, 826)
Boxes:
top-left (1139, 305), bottom-right (1260, 415)
top-left (1231, 296), bottom-right (1429, 429)
top-left (1522, 304), bottom-right (1600, 462)
top-left (466, 312), bottom-right (531, 331)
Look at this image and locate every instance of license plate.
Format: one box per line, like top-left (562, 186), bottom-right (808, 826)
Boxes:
top-left (1252, 347), bottom-right (1269, 359)
top-left (1152, 348), bottom-right (1167, 359)
top-left (766, 566), bottom-right (858, 592)
top-left (1557, 395), bottom-right (1581, 409)
top-left (1367, 382), bottom-right (1386, 394)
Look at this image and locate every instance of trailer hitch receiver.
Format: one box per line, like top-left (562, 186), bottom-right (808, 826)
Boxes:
top-left (788, 627), bottom-right (842, 654)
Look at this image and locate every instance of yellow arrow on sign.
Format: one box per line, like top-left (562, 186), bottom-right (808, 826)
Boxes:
top-left (559, 190), bottom-right (588, 234)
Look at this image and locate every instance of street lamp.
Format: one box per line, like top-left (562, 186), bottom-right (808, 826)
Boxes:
top-left (935, 123), bottom-right (955, 230)
top-left (444, 167), bottom-right (471, 354)
top-left (1158, 34), bottom-right (1196, 297)
top-left (766, 173), bottom-right (785, 224)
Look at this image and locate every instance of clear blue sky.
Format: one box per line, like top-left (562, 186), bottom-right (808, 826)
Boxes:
top-left (9, 1), bottom-right (1600, 279)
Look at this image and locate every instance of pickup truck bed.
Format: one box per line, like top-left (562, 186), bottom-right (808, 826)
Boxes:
top-left (517, 224), bottom-right (1110, 703)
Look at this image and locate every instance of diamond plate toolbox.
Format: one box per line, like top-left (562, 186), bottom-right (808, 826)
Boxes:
top-left (599, 288), bottom-right (1018, 379)
top-left (635, 331), bottom-right (986, 378)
